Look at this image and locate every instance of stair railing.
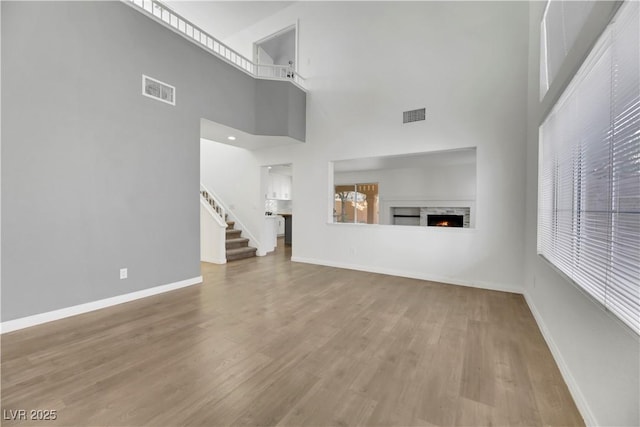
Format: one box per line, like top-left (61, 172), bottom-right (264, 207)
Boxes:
top-left (255, 64), bottom-right (299, 81)
top-left (200, 183), bottom-right (227, 225)
top-left (200, 183), bottom-right (227, 264)
top-left (123, 0), bottom-right (306, 89)
top-left (199, 182), bottom-right (263, 256)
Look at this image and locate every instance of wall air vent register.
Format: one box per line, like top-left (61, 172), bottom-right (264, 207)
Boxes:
top-left (142, 75), bottom-right (175, 106)
top-left (403, 108), bottom-right (426, 124)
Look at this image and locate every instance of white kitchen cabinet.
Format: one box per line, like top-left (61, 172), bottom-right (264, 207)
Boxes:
top-left (267, 173), bottom-right (292, 200)
top-left (282, 174), bottom-right (291, 199)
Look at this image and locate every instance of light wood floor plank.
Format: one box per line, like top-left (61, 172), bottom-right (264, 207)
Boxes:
top-left (1, 241), bottom-right (583, 426)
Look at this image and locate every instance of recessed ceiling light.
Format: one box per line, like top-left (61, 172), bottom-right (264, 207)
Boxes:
top-left (227, 136), bottom-right (236, 141)
top-left (268, 166), bottom-right (272, 169)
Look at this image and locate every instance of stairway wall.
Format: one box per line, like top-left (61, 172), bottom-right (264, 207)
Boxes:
top-left (200, 202), bottom-right (227, 264)
top-left (200, 139), bottom-right (263, 255)
top-left (1, 1), bottom-right (304, 322)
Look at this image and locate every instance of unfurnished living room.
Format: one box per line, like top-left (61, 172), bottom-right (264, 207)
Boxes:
top-left (1, 1), bottom-right (638, 426)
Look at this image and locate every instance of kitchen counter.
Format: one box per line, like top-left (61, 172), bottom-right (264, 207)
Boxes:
top-left (261, 215), bottom-right (283, 254)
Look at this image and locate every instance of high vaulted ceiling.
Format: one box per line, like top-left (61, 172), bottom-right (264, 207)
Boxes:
top-left (164, 1), bottom-right (295, 41)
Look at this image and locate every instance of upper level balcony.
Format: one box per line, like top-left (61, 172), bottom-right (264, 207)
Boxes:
top-left (125, 0), bottom-right (306, 91)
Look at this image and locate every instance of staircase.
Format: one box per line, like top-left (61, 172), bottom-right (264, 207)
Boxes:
top-left (200, 184), bottom-right (257, 263)
top-left (225, 220), bottom-right (257, 261)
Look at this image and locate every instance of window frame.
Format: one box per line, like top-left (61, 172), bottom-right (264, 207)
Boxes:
top-left (333, 183), bottom-right (379, 225)
top-left (537, 1), bottom-right (639, 335)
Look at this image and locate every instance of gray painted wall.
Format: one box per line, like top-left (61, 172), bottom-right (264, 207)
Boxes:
top-left (287, 83), bottom-right (306, 142)
top-left (524, 2), bottom-right (639, 426)
top-left (1, 1), bottom-right (305, 321)
top-left (254, 79), bottom-right (306, 141)
top-left (255, 80), bottom-right (289, 137)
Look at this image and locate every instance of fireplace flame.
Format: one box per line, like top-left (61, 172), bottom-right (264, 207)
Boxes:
top-left (436, 221), bottom-right (449, 227)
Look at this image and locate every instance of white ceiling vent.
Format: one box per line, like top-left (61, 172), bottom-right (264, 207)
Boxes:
top-left (403, 108), bottom-right (426, 124)
top-left (142, 75), bottom-right (175, 106)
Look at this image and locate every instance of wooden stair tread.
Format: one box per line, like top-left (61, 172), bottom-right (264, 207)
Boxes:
top-left (226, 237), bottom-right (249, 244)
top-left (226, 247), bottom-right (257, 255)
top-left (226, 238), bottom-right (250, 250)
top-left (225, 229), bottom-right (242, 238)
top-left (226, 246), bottom-right (258, 261)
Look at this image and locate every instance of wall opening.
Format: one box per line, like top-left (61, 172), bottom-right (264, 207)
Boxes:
top-left (254, 24), bottom-right (297, 76)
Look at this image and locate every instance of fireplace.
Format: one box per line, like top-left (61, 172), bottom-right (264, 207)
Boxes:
top-left (427, 214), bottom-right (464, 227)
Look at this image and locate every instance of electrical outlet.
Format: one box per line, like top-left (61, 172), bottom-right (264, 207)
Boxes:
top-left (120, 268), bottom-right (128, 280)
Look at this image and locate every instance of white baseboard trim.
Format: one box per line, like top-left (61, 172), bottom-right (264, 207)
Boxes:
top-left (523, 291), bottom-right (594, 427)
top-left (290, 256), bottom-right (522, 294)
top-left (202, 257), bottom-right (227, 264)
top-left (0, 276), bottom-right (203, 334)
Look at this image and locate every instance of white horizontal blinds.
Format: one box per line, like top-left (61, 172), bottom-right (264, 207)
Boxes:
top-left (538, 1), bottom-right (640, 334)
top-left (538, 123), bottom-right (556, 256)
top-left (558, 95), bottom-right (577, 280)
top-left (609, 1), bottom-right (640, 332)
top-left (573, 38), bottom-right (612, 305)
top-left (540, 0), bottom-right (596, 99)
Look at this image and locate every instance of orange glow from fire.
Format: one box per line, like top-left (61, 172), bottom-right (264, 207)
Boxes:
top-left (436, 221), bottom-right (449, 227)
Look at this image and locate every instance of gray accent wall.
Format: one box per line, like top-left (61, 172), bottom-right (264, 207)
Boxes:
top-left (1, 1), bottom-right (305, 321)
top-left (287, 83), bottom-right (307, 142)
top-left (255, 79), bottom-right (306, 141)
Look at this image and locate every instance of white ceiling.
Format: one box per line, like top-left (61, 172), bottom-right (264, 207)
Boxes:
top-left (164, 1), bottom-right (295, 41)
top-left (333, 148), bottom-right (477, 173)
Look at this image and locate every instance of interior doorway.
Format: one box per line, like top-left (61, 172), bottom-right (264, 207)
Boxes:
top-left (254, 24), bottom-right (297, 78)
top-left (262, 163), bottom-right (293, 250)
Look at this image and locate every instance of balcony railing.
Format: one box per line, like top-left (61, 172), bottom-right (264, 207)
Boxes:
top-left (125, 0), bottom-right (305, 89)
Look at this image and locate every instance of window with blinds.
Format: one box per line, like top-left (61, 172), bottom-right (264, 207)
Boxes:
top-left (538, 1), bottom-right (639, 334)
top-left (540, 0), bottom-right (595, 99)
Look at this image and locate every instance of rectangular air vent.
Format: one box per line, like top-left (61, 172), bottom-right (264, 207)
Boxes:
top-left (403, 108), bottom-right (426, 124)
top-left (142, 75), bottom-right (175, 106)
